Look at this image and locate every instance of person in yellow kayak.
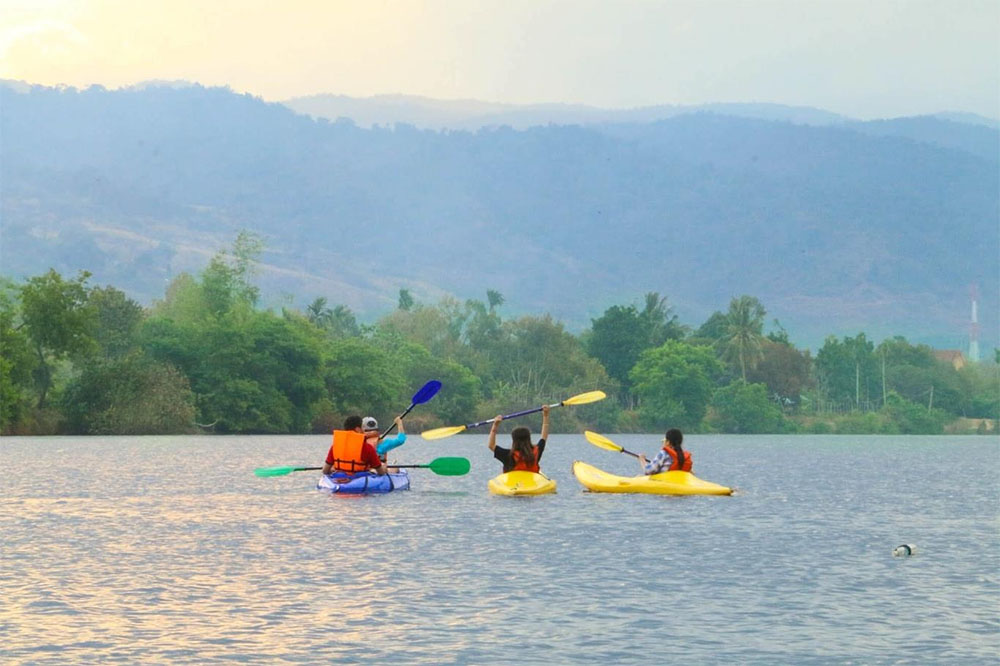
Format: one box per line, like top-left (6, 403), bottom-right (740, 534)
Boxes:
top-left (488, 404), bottom-right (550, 473)
top-left (362, 415), bottom-right (407, 462)
top-left (322, 415), bottom-right (389, 477)
top-left (638, 428), bottom-right (691, 474)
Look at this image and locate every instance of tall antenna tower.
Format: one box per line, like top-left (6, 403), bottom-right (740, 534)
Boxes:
top-left (969, 284), bottom-right (980, 362)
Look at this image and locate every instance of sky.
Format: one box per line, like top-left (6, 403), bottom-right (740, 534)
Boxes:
top-left (1, 0), bottom-right (997, 120)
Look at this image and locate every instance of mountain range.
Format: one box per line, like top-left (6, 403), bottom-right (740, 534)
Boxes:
top-left (1, 80), bottom-right (997, 352)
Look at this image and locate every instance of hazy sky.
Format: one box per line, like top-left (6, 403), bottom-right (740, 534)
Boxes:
top-left (1, 0), bottom-right (997, 119)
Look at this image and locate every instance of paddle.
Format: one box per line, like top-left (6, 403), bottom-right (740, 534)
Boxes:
top-left (381, 380), bottom-right (442, 438)
top-left (421, 390), bottom-right (607, 440)
top-left (253, 456), bottom-right (470, 477)
top-left (584, 430), bottom-right (641, 459)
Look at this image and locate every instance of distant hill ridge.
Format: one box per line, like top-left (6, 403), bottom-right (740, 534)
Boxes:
top-left (1, 80), bottom-right (997, 351)
top-left (282, 90), bottom-right (999, 161)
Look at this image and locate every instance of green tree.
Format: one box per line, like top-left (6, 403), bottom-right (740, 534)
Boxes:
top-left (486, 289), bottom-right (505, 312)
top-left (90, 285), bottom-right (145, 358)
top-left (306, 298), bottom-right (359, 338)
top-left (0, 281), bottom-right (36, 431)
top-left (720, 295), bottom-right (766, 382)
top-left (463, 298), bottom-right (504, 352)
top-left (484, 314), bottom-right (619, 432)
top-left (60, 353), bottom-right (196, 434)
top-left (323, 337), bottom-right (405, 418)
top-left (201, 232), bottom-right (263, 317)
top-left (586, 303), bottom-right (658, 400)
top-left (143, 308), bottom-right (325, 433)
top-left (709, 381), bottom-right (786, 433)
top-left (398, 288), bottom-right (414, 311)
top-left (306, 297), bottom-right (333, 327)
top-left (379, 302), bottom-right (462, 358)
top-left (882, 391), bottom-right (950, 434)
top-left (370, 327), bottom-right (482, 425)
top-left (693, 311), bottom-right (728, 342)
top-left (639, 292), bottom-right (686, 343)
top-left (19, 269), bottom-right (96, 407)
top-left (747, 339), bottom-right (813, 407)
top-left (630, 340), bottom-right (722, 431)
top-left (815, 333), bottom-right (878, 407)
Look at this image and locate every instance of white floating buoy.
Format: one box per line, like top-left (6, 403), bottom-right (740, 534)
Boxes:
top-left (893, 544), bottom-right (917, 557)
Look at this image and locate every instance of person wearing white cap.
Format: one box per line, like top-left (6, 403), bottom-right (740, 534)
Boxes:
top-left (363, 415), bottom-right (407, 461)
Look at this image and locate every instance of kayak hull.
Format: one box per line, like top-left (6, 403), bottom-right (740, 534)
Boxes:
top-left (573, 461), bottom-right (732, 496)
top-left (317, 471), bottom-right (410, 494)
top-left (488, 471), bottom-right (557, 496)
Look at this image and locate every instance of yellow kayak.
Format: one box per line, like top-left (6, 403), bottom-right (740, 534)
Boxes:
top-left (573, 461), bottom-right (732, 496)
top-left (488, 471), bottom-right (557, 496)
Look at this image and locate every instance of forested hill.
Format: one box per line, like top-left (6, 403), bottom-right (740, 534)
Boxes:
top-left (1, 82), bottom-right (997, 350)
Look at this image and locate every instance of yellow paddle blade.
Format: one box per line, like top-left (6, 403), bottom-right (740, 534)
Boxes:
top-left (562, 390), bottom-right (607, 406)
top-left (584, 430), bottom-right (623, 452)
top-left (420, 425), bottom-right (468, 440)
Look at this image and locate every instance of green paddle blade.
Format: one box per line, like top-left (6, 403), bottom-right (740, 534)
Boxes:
top-left (562, 390), bottom-right (607, 406)
top-left (428, 456), bottom-right (471, 476)
top-left (421, 424), bottom-right (467, 440)
top-left (584, 430), bottom-right (623, 453)
top-left (254, 465), bottom-right (299, 477)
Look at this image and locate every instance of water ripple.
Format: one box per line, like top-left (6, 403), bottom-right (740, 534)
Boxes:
top-left (1, 434), bottom-right (997, 664)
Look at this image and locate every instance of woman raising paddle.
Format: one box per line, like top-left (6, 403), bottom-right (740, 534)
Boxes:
top-left (362, 415), bottom-right (407, 461)
top-left (638, 428), bottom-right (692, 474)
top-left (488, 404), bottom-right (550, 473)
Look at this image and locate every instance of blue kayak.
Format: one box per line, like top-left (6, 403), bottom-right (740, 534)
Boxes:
top-left (316, 470), bottom-right (410, 494)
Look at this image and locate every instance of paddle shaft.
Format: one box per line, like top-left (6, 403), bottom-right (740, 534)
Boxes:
top-left (379, 402), bottom-right (416, 439)
top-left (464, 400), bottom-right (563, 429)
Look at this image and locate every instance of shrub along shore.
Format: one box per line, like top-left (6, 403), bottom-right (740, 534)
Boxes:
top-left (3, 235), bottom-right (997, 436)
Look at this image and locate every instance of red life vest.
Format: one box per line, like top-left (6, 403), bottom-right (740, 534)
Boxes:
top-left (511, 445), bottom-right (541, 473)
top-left (330, 430), bottom-right (370, 473)
top-left (663, 445), bottom-right (692, 472)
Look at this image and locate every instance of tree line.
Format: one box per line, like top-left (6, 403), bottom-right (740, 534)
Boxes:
top-left (2, 235), bottom-right (997, 436)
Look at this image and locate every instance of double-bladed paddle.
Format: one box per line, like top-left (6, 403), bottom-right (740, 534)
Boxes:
top-left (421, 390), bottom-right (607, 440)
top-left (381, 380), bottom-right (442, 438)
top-left (584, 430), bottom-right (641, 459)
top-left (253, 456), bottom-right (471, 478)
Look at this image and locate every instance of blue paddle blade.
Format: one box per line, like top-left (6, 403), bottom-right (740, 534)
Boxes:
top-left (412, 380), bottom-right (442, 404)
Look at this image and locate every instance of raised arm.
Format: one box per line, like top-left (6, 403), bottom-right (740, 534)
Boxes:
top-left (540, 404), bottom-right (550, 440)
top-left (488, 415), bottom-right (502, 451)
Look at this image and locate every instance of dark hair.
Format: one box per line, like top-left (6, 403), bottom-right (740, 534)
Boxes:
top-left (511, 426), bottom-right (535, 467)
top-left (665, 428), bottom-right (684, 466)
top-left (343, 415), bottom-right (362, 430)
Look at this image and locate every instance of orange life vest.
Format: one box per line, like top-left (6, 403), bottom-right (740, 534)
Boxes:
top-left (511, 445), bottom-right (541, 473)
top-left (663, 445), bottom-right (692, 472)
top-left (330, 430), bottom-right (369, 473)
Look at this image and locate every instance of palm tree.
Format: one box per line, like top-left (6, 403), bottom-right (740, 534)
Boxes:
top-left (486, 289), bottom-right (505, 313)
top-left (722, 295), bottom-right (766, 382)
top-left (639, 291), bottom-right (685, 344)
top-left (306, 297), bottom-right (333, 328)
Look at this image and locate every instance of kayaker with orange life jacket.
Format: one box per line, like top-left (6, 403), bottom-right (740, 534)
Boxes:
top-left (361, 415), bottom-right (407, 461)
top-left (488, 404), bottom-right (550, 473)
top-left (322, 415), bottom-right (388, 477)
top-left (638, 428), bottom-right (692, 475)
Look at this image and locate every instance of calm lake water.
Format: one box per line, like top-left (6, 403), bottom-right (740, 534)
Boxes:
top-left (2, 434), bottom-right (998, 664)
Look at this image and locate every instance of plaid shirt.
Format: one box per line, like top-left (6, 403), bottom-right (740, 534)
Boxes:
top-left (643, 448), bottom-right (672, 475)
